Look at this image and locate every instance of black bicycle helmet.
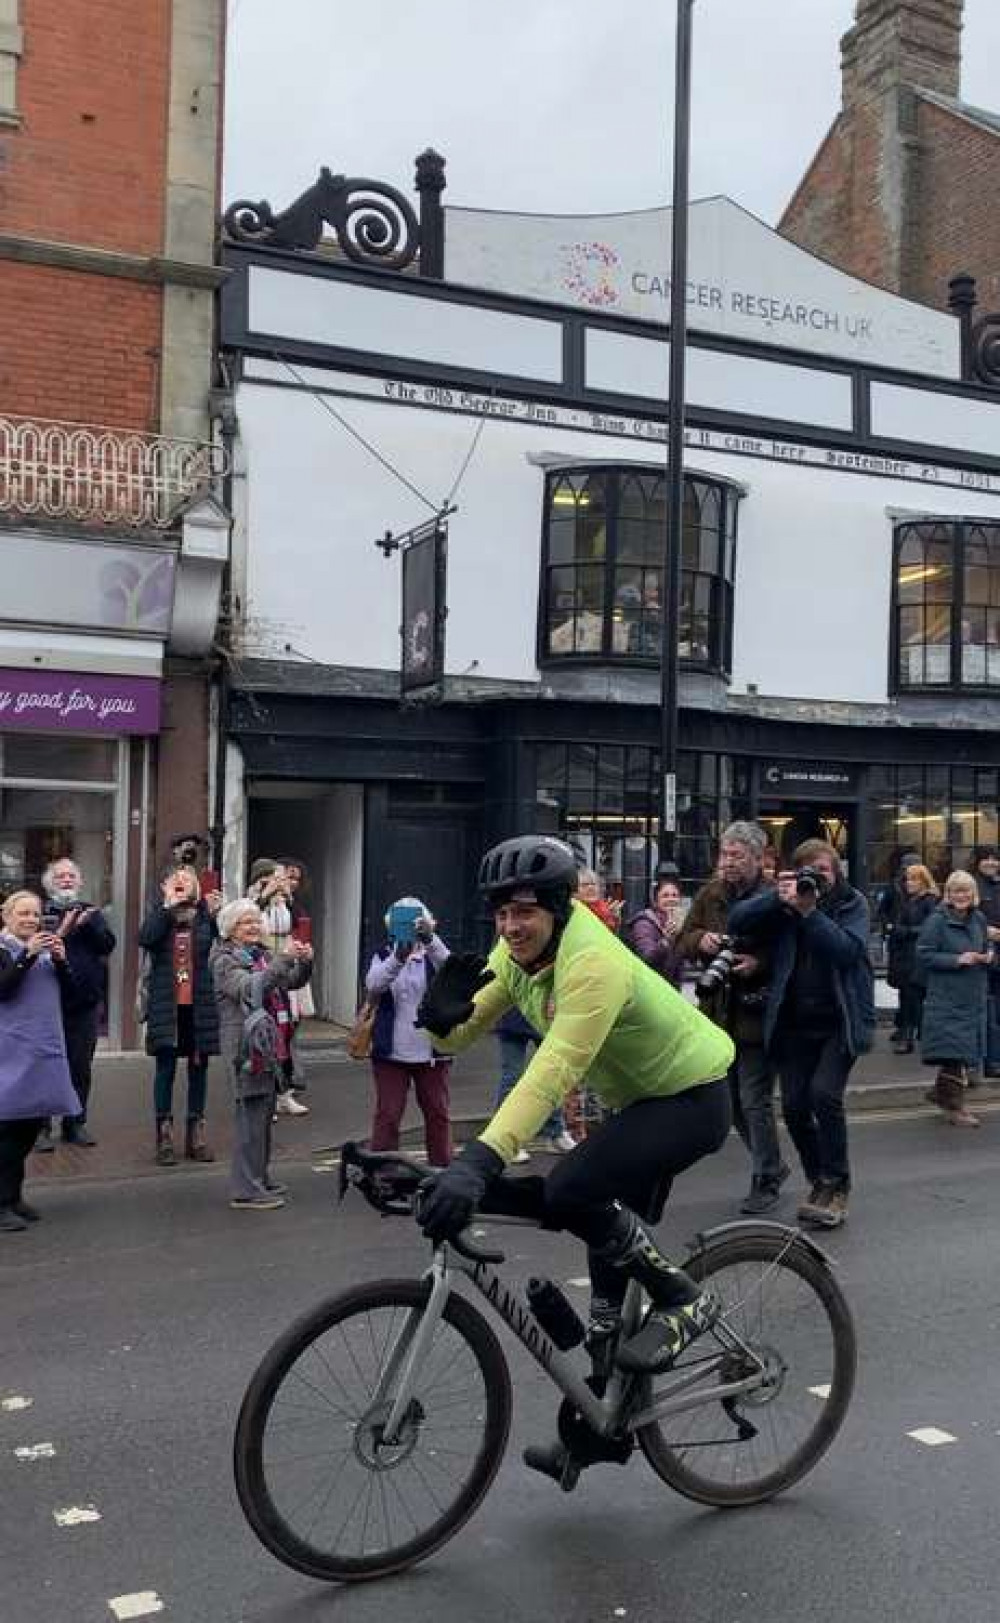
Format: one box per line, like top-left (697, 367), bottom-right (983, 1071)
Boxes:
top-left (478, 835), bottom-right (579, 904)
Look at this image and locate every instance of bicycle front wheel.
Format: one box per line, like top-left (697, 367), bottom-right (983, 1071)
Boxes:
top-left (637, 1229), bottom-right (856, 1507)
top-left (234, 1278), bottom-right (512, 1582)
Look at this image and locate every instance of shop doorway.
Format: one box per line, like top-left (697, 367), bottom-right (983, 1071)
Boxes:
top-left (756, 802), bottom-right (855, 877)
top-left (247, 782), bottom-right (364, 1027)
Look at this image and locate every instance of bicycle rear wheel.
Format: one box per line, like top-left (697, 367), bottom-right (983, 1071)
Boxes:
top-left (234, 1278), bottom-right (512, 1582)
top-left (637, 1229), bottom-right (856, 1506)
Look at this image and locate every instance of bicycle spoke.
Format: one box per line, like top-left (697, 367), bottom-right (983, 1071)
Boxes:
top-left (254, 1295), bottom-right (496, 1568)
top-left (640, 1239), bottom-right (849, 1499)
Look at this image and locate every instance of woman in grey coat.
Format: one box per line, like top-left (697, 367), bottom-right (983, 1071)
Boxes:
top-left (211, 899), bottom-right (313, 1210)
top-left (917, 870), bottom-right (992, 1128)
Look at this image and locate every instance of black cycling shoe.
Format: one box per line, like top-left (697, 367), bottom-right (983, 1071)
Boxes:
top-left (523, 1441), bottom-right (580, 1491)
top-left (616, 1291), bottom-right (720, 1375)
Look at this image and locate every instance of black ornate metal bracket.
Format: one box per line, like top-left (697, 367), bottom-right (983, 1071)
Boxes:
top-left (948, 272), bottom-right (1000, 389)
top-left (224, 149), bottom-right (446, 278)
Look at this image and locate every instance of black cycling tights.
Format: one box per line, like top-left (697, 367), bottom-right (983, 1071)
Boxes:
top-left (480, 1078), bottom-right (731, 1249)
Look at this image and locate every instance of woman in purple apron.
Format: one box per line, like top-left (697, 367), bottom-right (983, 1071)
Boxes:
top-left (0, 890), bottom-right (80, 1232)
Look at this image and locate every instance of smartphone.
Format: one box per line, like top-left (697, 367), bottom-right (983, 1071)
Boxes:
top-left (199, 869), bottom-right (220, 899)
top-left (388, 902), bottom-right (422, 945)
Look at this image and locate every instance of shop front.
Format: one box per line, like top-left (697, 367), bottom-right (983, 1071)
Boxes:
top-left (0, 665), bottom-right (161, 1046)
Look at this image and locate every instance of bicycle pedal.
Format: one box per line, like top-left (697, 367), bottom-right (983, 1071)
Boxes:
top-left (523, 1441), bottom-right (578, 1490)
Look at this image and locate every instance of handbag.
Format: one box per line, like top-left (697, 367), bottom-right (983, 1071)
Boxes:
top-left (347, 995), bottom-right (379, 1061)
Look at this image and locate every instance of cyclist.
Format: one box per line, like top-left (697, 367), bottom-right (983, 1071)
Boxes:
top-left (416, 834), bottom-right (735, 1390)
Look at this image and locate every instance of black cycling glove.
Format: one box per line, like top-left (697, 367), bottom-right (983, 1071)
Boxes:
top-left (415, 952), bottom-right (495, 1037)
top-left (417, 1141), bottom-right (504, 1245)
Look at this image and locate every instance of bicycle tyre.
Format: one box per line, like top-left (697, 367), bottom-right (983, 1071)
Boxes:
top-left (234, 1278), bottom-right (512, 1582)
top-left (637, 1230), bottom-right (856, 1507)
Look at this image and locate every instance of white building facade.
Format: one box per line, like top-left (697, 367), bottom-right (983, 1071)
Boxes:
top-left (219, 173), bottom-right (1000, 1022)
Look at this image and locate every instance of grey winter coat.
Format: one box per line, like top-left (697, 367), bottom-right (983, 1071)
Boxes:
top-left (210, 939), bottom-right (312, 1100)
top-left (138, 902), bottom-right (220, 1057)
top-left (917, 905), bottom-right (990, 1067)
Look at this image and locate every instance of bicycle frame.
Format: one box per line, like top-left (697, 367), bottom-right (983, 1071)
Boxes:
top-left (381, 1240), bottom-right (773, 1445)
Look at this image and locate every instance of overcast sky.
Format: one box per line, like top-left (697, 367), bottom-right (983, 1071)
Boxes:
top-left (225, 1), bottom-right (1000, 225)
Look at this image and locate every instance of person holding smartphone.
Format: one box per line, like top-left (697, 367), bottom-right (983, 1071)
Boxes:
top-left (138, 865), bottom-right (220, 1166)
top-left (0, 890), bottom-right (81, 1231)
top-left (365, 896), bottom-right (453, 1166)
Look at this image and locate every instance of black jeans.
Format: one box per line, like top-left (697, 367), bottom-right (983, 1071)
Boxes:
top-left (896, 981), bottom-right (925, 1043)
top-left (735, 1042), bottom-right (782, 1183)
top-left (778, 1031), bottom-right (855, 1188)
top-left (0, 1117), bottom-right (45, 1208)
top-left (64, 1008), bottom-right (99, 1121)
top-left (481, 1080), bottom-right (731, 1244)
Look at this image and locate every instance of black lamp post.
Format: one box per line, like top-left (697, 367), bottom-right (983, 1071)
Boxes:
top-left (659, 0), bottom-right (696, 867)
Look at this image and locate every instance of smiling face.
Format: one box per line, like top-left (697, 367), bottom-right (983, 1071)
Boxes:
top-left (494, 899), bottom-right (555, 967)
top-left (231, 908), bottom-right (263, 946)
top-left (947, 881), bottom-right (976, 914)
top-left (4, 893), bottom-right (41, 941)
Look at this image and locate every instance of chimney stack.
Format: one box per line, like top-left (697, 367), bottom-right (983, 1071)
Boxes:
top-left (841, 0), bottom-right (963, 110)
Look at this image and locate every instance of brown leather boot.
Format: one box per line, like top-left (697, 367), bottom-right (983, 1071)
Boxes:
top-left (155, 1118), bottom-right (177, 1166)
top-left (184, 1117), bottom-right (215, 1163)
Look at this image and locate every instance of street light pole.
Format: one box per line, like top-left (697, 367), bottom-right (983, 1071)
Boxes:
top-left (659, 0), bottom-right (695, 866)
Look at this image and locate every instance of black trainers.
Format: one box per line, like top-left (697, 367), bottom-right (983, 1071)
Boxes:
top-left (0, 1207), bottom-right (28, 1233)
top-left (12, 1201), bottom-right (41, 1223)
top-left (616, 1290), bottom-right (720, 1375)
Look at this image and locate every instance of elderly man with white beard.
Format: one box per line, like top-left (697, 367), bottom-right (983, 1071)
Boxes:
top-left (34, 858), bottom-right (116, 1151)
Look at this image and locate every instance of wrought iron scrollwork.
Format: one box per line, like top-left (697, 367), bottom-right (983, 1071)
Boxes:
top-left (969, 313), bottom-right (1000, 389)
top-left (223, 166), bottom-right (420, 270)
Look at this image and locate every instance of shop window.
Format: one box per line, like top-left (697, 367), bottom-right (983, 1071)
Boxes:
top-left (540, 467), bottom-right (737, 675)
top-left (893, 520), bottom-right (1000, 691)
top-left (533, 740), bottom-right (750, 907)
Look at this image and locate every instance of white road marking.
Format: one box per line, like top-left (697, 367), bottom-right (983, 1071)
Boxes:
top-left (566, 1277), bottom-right (591, 1290)
top-left (108, 1594), bottom-right (164, 1620)
top-left (1, 1395), bottom-right (33, 1411)
top-left (54, 1505), bottom-right (102, 1526)
top-left (808, 1384), bottom-right (831, 1399)
top-left (908, 1427), bottom-right (956, 1447)
top-left (13, 1442), bottom-right (56, 1460)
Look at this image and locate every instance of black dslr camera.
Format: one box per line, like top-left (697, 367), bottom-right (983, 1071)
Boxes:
top-left (697, 935), bottom-right (740, 997)
top-left (794, 865), bottom-right (830, 899)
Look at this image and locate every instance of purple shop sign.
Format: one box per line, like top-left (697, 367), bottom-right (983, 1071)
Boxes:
top-left (0, 667), bottom-right (162, 735)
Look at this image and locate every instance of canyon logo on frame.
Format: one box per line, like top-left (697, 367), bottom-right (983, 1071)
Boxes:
top-left (0, 669), bottom-right (162, 735)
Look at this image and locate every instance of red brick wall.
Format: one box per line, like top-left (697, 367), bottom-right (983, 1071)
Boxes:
top-left (0, 262), bottom-right (161, 427)
top-left (2, 0), bottom-right (171, 255)
top-left (909, 101), bottom-right (1000, 308)
top-left (780, 102), bottom-right (905, 296)
top-left (155, 669), bottom-right (212, 866)
top-left (0, 0), bottom-right (172, 431)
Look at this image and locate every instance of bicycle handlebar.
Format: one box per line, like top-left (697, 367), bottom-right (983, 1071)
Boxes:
top-left (448, 1230), bottom-right (505, 1266)
top-left (339, 1142), bottom-right (506, 1262)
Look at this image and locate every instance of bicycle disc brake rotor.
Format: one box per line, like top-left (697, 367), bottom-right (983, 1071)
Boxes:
top-left (353, 1398), bottom-right (425, 1469)
top-left (721, 1342), bottom-right (787, 1409)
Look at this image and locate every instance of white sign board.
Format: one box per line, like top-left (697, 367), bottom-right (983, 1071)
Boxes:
top-left (445, 197), bottom-right (960, 380)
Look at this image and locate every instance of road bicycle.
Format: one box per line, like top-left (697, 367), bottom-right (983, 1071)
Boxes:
top-left (234, 1142), bottom-right (857, 1584)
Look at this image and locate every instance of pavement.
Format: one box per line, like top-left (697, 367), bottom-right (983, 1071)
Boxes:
top-left (6, 1110), bottom-right (1000, 1622)
top-left (27, 1021), bottom-right (1000, 1186)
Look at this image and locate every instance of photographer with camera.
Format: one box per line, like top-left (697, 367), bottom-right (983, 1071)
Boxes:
top-left (678, 822), bottom-right (784, 1216)
top-left (728, 839), bottom-right (874, 1230)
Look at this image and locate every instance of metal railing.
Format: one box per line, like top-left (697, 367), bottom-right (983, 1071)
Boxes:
top-left (0, 414), bottom-right (226, 529)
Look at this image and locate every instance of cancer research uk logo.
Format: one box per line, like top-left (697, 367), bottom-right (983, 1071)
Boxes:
top-left (559, 242), bottom-right (622, 309)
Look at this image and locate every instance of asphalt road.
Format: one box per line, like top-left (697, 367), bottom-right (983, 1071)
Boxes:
top-left (3, 1111), bottom-right (1000, 1623)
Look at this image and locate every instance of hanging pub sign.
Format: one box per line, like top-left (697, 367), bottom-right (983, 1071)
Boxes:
top-left (374, 506), bottom-right (453, 698)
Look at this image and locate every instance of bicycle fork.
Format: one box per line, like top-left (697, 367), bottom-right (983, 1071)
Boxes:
top-left (377, 1256), bottom-right (452, 1444)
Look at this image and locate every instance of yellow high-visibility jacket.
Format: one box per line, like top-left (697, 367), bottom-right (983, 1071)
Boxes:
top-left (438, 900), bottom-right (734, 1164)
